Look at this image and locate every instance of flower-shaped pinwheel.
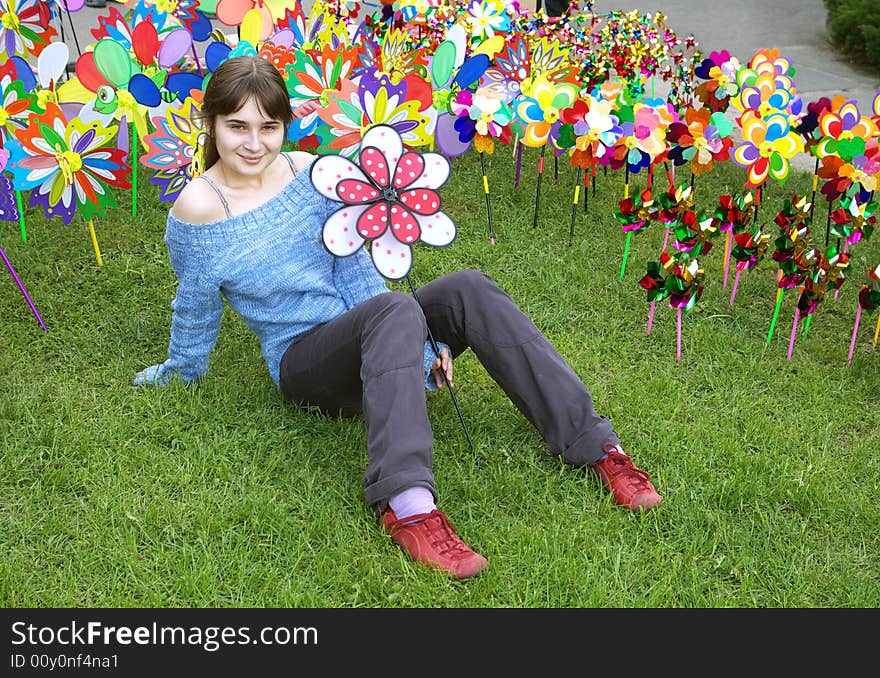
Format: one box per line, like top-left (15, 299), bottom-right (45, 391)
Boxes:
top-left (815, 98), bottom-right (878, 163)
top-left (560, 94), bottom-right (622, 170)
top-left (830, 195), bottom-right (877, 247)
top-left (316, 69), bottom-right (435, 158)
top-left (310, 124), bottom-right (455, 280)
top-left (732, 109), bottom-right (804, 187)
top-left (514, 75), bottom-right (579, 147)
top-left (464, 0), bottom-right (511, 41)
top-left (285, 43), bottom-right (360, 142)
top-left (141, 96), bottom-right (206, 202)
top-left (693, 50), bottom-right (740, 113)
top-left (5, 102), bottom-right (131, 224)
top-left (449, 88), bottom-right (514, 154)
top-left (817, 140), bottom-right (880, 202)
top-left (0, 0), bottom-right (57, 60)
top-left (666, 106), bottom-right (733, 176)
top-left (0, 59), bottom-right (34, 144)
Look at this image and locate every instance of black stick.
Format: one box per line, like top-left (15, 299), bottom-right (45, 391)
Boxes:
top-left (569, 167), bottom-right (582, 247)
top-left (533, 145), bottom-right (546, 229)
top-left (406, 275), bottom-right (474, 451)
top-left (825, 197), bottom-right (834, 247)
top-left (480, 152), bottom-right (495, 244)
top-left (583, 165), bottom-right (590, 213)
top-left (809, 157), bottom-right (819, 226)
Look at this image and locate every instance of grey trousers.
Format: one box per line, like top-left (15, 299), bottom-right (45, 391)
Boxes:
top-left (279, 269), bottom-right (618, 509)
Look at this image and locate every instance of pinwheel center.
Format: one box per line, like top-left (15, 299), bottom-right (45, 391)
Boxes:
top-left (55, 148), bottom-right (82, 185)
top-left (116, 89), bottom-right (136, 112)
top-left (839, 130), bottom-right (854, 141)
top-left (587, 127), bottom-right (602, 141)
top-left (432, 90), bottom-right (452, 111)
top-left (155, 0), bottom-right (179, 13)
top-left (1, 11), bottom-right (19, 31)
top-left (544, 107), bottom-right (559, 124)
top-left (381, 186), bottom-right (399, 201)
top-left (758, 140), bottom-right (774, 157)
top-left (0, 107), bottom-right (8, 127)
top-left (36, 89), bottom-right (56, 109)
top-left (694, 136), bottom-right (708, 150)
top-left (851, 169), bottom-right (866, 183)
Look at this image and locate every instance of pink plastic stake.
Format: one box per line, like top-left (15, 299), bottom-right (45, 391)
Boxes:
top-left (848, 304), bottom-right (862, 365)
top-left (676, 307), bottom-right (682, 361)
top-left (729, 268), bottom-right (742, 308)
top-left (722, 230), bottom-right (732, 289)
top-left (646, 301), bottom-right (656, 334)
top-left (787, 306), bottom-right (800, 360)
top-left (661, 227), bottom-right (670, 250)
top-left (0, 242), bottom-right (48, 332)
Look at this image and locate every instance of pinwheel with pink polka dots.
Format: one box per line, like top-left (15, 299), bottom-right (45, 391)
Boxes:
top-left (310, 124), bottom-right (456, 281)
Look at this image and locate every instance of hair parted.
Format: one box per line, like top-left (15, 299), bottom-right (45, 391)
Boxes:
top-left (200, 56), bottom-right (293, 170)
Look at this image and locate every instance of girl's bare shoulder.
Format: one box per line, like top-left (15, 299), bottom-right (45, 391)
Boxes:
top-left (170, 175), bottom-right (228, 224)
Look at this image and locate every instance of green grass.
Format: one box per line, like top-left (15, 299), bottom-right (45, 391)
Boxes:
top-left (2, 150), bottom-right (878, 608)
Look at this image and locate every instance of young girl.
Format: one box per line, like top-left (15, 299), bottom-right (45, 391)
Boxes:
top-left (135, 55), bottom-right (662, 580)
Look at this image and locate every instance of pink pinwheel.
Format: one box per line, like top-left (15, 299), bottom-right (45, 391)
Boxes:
top-left (310, 124), bottom-right (455, 280)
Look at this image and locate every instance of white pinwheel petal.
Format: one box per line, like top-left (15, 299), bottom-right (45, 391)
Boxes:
top-left (323, 205), bottom-right (367, 256)
top-left (361, 125), bottom-right (403, 178)
top-left (407, 152), bottom-right (450, 189)
top-left (370, 230), bottom-right (412, 280)
top-left (311, 154), bottom-right (369, 202)
top-left (417, 210), bottom-right (456, 247)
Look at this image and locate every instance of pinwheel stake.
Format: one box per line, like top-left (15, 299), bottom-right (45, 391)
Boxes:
top-left (88, 220), bottom-right (104, 267)
top-left (311, 124), bottom-right (473, 451)
top-left (15, 190), bottom-right (26, 242)
top-left (0, 237), bottom-right (47, 332)
top-left (569, 167), bottom-right (582, 247)
top-left (532, 145), bottom-right (546, 229)
top-left (513, 136), bottom-right (523, 190)
top-left (479, 152), bottom-right (495, 244)
top-left (809, 157), bottom-right (820, 225)
top-left (131, 122), bottom-right (138, 218)
top-left (406, 275), bottom-right (473, 450)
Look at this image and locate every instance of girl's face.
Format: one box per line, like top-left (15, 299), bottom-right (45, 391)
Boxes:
top-left (211, 97), bottom-right (285, 181)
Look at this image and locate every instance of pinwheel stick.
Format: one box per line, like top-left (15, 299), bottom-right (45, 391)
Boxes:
top-left (480, 152), bottom-right (495, 244)
top-left (513, 136), bottom-right (523, 190)
top-left (848, 304), bottom-right (862, 364)
top-left (583, 165), bottom-right (590, 213)
top-left (0, 241), bottom-right (47, 332)
top-left (646, 301), bottom-right (656, 335)
top-left (131, 123), bottom-right (138, 219)
top-left (88, 220), bottom-right (103, 267)
top-left (619, 232), bottom-right (632, 281)
top-left (766, 287), bottom-right (785, 344)
top-left (809, 158), bottom-right (819, 225)
top-left (846, 304), bottom-right (864, 365)
top-left (729, 267), bottom-right (742, 308)
top-left (569, 167), bottom-right (582, 247)
top-left (15, 190), bottom-right (26, 242)
top-left (787, 306), bottom-right (800, 360)
top-left (722, 230), bottom-right (733, 289)
top-left (802, 313), bottom-right (812, 340)
top-left (406, 275), bottom-right (474, 451)
top-left (532, 146), bottom-right (546, 229)
top-left (676, 307), bottom-right (682, 362)
top-left (873, 314), bottom-right (880, 348)
top-left (824, 198), bottom-right (833, 247)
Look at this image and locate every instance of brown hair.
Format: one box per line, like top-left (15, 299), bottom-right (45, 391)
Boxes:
top-left (200, 56), bottom-right (293, 170)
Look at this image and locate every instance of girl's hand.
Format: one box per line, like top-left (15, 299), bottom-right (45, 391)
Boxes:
top-left (430, 346), bottom-right (453, 390)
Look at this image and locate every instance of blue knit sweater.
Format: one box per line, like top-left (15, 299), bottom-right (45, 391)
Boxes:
top-left (135, 161), bottom-right (444, 390)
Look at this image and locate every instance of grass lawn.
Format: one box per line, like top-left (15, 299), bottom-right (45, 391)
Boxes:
top-left (1, 148), bottom-right (878, 607)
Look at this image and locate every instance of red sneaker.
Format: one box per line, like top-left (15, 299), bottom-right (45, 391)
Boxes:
top-left (592, 444), bottom-right (663, 511)
top-left (380, 508), bottom-right (488, 579)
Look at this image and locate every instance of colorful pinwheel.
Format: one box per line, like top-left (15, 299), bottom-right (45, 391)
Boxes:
top-left (141, 96), bottom-right (206, 202)
top-left (732, 109), bottom-right (804, 187)
top-left (5, 102), bottom-right (131, 225)
top-left (310, 123), bottom-right (455, 280)
top-left (0, 0), bottom-right (57, 61)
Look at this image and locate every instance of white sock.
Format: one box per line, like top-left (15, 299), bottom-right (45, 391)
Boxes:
top-left (388, 486), bottom-right (436, 520)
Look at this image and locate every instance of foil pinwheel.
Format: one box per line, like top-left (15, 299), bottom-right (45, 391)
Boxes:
top-left (310, 123), bottom-right (455, 280)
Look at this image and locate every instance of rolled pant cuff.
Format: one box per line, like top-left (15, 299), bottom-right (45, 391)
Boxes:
top-left (364, 471), bottom-right (436, 512)
top-left (560, 419), bottom-right (619, 467)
